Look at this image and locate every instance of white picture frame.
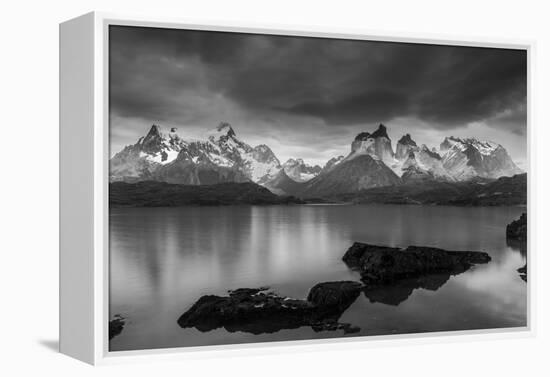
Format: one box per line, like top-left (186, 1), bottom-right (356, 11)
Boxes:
top-left (59, 11), bottom-right (535, 365)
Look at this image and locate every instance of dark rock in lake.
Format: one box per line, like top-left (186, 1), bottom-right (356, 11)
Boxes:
top-left (518, 264), bottom-right (527, 282)
top-left (342, 242), bottom-right (491, 284)
top-left (506, 213), bottom-right (527, 241)
top-left (343, 243), bottom-right (400, 267)
top-left (109, 314), bottom-right (125, 340)
top-left (177, 281), bottom-right (362, 335)
top-left (307, 281), bottom-right (364, 310)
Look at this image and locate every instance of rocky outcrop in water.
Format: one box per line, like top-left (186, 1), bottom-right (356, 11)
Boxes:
top-left (109, 314), bottom-right (125, 340)
top-left (506, 214), bottom-right (527, 282)
top-left (342, 242), bottom-right (491, 284)
top-left (506, 213), bottom-right (527, 241)
top-left (177, 281), bottom-right (362, 335)
top-left (518, 264), bottom-right (527, 282)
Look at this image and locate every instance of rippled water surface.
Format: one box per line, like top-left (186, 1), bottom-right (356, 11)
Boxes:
top-left (109, 205), bottom-right (527, 351)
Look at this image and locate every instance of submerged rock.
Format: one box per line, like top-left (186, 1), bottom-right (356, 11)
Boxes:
top-left (342, 242), bottom-right (491, 284)
top-left (506, 213), bottom-right (527, 241)
top-left (177, 281), bottom-right (362, 334)
top-left (109, 314), bottom-right (125, 340)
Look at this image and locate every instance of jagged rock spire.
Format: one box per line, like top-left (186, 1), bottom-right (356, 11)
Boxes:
top-left (370, 124), bottom-right (389, 139)
top-left (398, 134), bottom-right (417, 146)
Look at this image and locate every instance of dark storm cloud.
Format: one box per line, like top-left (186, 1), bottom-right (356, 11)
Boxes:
top-left (109, 26), bottom-right (526, 133)
top-left (285, 44), bottom-right (526, 128)
top-left (289, 89), bottom-right (409, 124)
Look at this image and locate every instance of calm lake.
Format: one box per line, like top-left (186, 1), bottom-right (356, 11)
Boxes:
top-left (109, 204), bottom-right (527, 351)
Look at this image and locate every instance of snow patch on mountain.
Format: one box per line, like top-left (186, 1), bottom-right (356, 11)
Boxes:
top-left (110, 123), bottom-right (282, 185)
top-left (439, 136), bottom-right (521, 179)
top-left (282, 158), bottom-right (321, 182)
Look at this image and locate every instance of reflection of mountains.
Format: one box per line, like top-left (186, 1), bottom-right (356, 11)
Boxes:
top-left (362, 273), bottom-right (452, 306)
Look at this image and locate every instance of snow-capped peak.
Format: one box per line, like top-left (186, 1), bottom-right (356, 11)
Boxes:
top-left (395, 134), bottom-right (419, 161)
top-left (464, 138), bottom-right (500, 156)
top-left (320, 155), bottom-right (345, 174)
top-left (398, 134), bottom-right (417, 146)
top-left (440, 136), bottom-right (499, 156)
top-left (347, 124), bottom-right (395, 171)
top-left (206, 122), bottom-right (237, 143)
top-left (141, 124), bottom-right (163, 143)
top-left (141, 124), bottom-right (182, 143)
top-left (282, 158), bottom-right (321, 182)
top-left (129, 124), bottom-right (188, 166)
top-left (438, 135), bottom-right (520, 179)
top-left (283, 158), bottom-right (305, 167)
top-left (420, 144), bottom-right (442, 160)
top-left (254, 144), bottom-right (270, 154)
top-left (370, 124), bottom-right (390, 139)
top-left (110, 122), bottom-right (523, 187)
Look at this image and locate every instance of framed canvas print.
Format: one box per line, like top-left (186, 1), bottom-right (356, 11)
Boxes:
top-left (59, 12), bottom-right (532, 365)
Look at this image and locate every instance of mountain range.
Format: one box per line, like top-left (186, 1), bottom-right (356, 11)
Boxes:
top-left (110, 122), bottom-right (523, 199)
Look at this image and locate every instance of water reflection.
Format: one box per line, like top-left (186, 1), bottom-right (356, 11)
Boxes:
top-left (109, 205), bottom-right (527, 351)
top-left (506, 238), bottom-right (527, 257)
top-left (505, 238), bottom-right (528, 283)
top-left (362, 273), bottom-right (453, 306)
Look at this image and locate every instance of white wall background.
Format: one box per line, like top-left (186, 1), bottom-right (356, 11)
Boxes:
top-left (1, 0), bottom-right (548, 375)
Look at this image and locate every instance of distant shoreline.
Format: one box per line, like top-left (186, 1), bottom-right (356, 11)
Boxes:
top-left (110, 172), bottom-right (526, 208)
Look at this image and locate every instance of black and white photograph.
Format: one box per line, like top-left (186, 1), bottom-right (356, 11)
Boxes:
top-left (107, 25), bottom-right (527, 351)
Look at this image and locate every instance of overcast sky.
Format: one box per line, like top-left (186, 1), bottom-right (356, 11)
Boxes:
top-left (109, 26), bottom-right (527, 168)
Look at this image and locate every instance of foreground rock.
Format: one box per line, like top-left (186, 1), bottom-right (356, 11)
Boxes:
top-left (177, 281), bottom-right (362, 334)
top-left (506, 213), bottom-right (527, 241)
top-left (343, 242), bottom-right (491, 284)
top-left (109, 314), bottom-right (125, 340)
